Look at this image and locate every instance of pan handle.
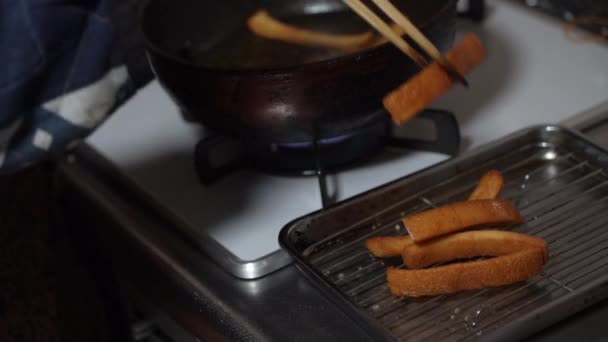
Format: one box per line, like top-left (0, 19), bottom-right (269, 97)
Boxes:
top-left (387, 109), bottom-right (461, 156)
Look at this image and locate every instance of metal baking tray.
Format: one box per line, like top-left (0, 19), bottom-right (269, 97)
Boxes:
top-left (279, 125), bottom-right (608, 341)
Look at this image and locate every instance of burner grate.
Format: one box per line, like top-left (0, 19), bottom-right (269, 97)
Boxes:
top-left (193, 109), bottom-right (460, 189)
top-left (281, 126), bottom-right (608, 341)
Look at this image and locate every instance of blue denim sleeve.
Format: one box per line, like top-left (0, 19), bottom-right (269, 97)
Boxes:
top-left (0, 0), bottom-right (153, 174)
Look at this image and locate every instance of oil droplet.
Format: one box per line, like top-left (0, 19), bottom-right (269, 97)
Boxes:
top-left (453, 308), bottom-right (461, 315)
top-left (400, 211), bottom-right (406, 217)
top-left (395, 224), bottom-right (402, 231)
top-left (450, 315), bottom-right (456, 320)
top-left (371, 304), bottom-right (381, 311)
top-left (520, 174), bottom-right (531, 190)
top-left (337, 273), bottom-right (345, 280)
top-left (476, 330), bottom-right (483, 336)
top-left (357, 266), bottom-right (364, 271)
top-left (371, 225), bottom-right (377, 230)
top-left (543, 150), bottom-right (557, 160)
top-left (322, 270), bottom-right (331, 276)
top-left (464, 314), bottom-right (470, 322)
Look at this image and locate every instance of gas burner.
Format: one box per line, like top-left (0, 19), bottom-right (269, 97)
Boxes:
top-left (194, 109), bottom-right (460, 188)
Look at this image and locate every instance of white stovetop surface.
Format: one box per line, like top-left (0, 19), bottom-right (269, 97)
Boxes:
top-left (87, 0), bottom-right (608, 261)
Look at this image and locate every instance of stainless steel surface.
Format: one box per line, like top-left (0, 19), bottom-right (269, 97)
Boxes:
top-left (281, 125), bottom-right (608, 341)
top-left (56, 146), bottom-right (374, 341)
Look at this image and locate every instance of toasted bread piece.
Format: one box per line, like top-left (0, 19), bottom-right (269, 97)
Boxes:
top-left (383, 33), bottom-right (487, 125)
top-left (366, 235), bottom-right (414, 258)
top-left (469, 170), bottom-right (505, 200)
top-left (387, 248), bottom-right (546, 297)
top-left (402, 230), bottom-right (548, 269)
top-left (403, 199), bottom-right (523, 243)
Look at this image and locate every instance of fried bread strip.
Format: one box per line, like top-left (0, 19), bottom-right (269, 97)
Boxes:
top-left (468, 170), bottom-right (505, 200)
top-left (404, 199), bottom-right (523, 243)
top-left (383, 33), bottom-right (487, 125)
top-left (247, 10), bottom-right (376, 53)
top-left (366, 235), bottom-right (414, 258)
top-left (402, 230), bottom-right (548, 269)
top-left (387, 248), bottom-right (546, 297)
top-left (366, 170), bottom-right (505, 257)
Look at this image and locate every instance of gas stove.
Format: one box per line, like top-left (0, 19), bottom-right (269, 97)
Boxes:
top-left (86, 0), bottom-right (608, 279)
top-left (85, 81), bottom-right (455, 278)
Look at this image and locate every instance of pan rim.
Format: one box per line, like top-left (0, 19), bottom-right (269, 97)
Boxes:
top-left (140, 0), bottom-right (457, 76)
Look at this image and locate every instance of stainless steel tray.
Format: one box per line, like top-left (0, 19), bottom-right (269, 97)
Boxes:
top-left (279, 125), bottom-right (608, 341)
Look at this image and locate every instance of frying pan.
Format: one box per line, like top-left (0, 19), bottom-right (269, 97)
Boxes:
top-left (141, 0), bottom-right (458, 143)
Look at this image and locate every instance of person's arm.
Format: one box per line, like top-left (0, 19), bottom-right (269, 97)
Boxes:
top-left (0, 0), bottom-right (153, 175)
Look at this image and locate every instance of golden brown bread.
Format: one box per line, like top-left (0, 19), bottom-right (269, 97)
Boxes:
top-left (403, 199), bottom-right (523, 243)
top-left (402, 230), bottom-right (548, 269)
top-left (365, 235), bottom-right (414, 258)
top-left (387, 248), bottom-right (547, 297)
top-left (469, 170), bottom-right (505, 201)
top-left (365, 171), bottom-right (506, 258)
top-left (383, 33), bottom-right (487, 125)
top-left (247, 10), bottom-right (375, 53)
top-left (365, 171), bottom-right (547, 298)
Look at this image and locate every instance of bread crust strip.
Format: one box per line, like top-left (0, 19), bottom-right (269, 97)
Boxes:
top-left (404, 199), bottom-right (523, 243)
top-left (365, 170), bottom-right (506, 257)
top-left (383, 33), bottom-right (487, 125)
top-left (366, 235), bottom-right (414, 258)
top-left (387, 248), bottom-right (546, 297)
top-left (468, 170), bottom-right (505, 201)
top-left (402, 230), bottom-right (548, 269)
top-left (247, 10), bottom-right (375, 53)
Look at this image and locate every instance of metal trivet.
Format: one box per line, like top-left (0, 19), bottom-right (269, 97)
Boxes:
top-left (280, 125), bottom-right (608, 341)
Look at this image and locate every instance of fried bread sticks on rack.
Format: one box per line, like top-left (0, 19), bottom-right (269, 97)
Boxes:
top-left (366, 170), bottom-right (506, 257)
top-left (366, 199), bottom-right (522, 255)
top-left (365, 235), bottom-right (414, 258)
top-left (364, 170), bottom-right (549, 297)
top-left (401, 230), bottom-right (548, 269)
top-left (403, 199), bottom-right (523, 243)
top-left (387, 248), bottom-right (547, 297)
top-left (468, 169), bottom-right (504, 200)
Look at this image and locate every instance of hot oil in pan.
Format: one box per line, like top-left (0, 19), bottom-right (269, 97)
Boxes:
top-left (191, 11), bottom-right (372, 69)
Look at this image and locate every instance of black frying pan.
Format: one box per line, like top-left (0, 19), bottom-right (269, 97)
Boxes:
top-left (142, 0), bottom-right (458, 143)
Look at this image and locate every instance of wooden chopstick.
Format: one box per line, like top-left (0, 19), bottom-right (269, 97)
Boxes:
top-left (370, 0), bottom-right (469, 87)
top-left (342, 0), bottom-right (428, 67)
top-left (343, 0), bottom-right (469, 87)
